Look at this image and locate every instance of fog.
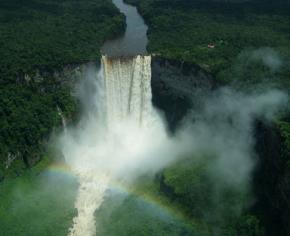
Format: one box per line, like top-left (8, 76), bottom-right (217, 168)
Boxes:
top-left (178, 87), bottom-right (287, 186)
top-left (251, 48), bottom-right (283, 72)
top-left (56, 53), bottom-right (287, 235)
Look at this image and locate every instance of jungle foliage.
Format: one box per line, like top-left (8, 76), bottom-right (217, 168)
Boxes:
top-left (125, 0), bottom-right (290, 84)
top-left (0, 157), bottom-right (78, 236)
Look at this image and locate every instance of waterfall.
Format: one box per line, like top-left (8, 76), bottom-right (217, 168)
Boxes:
top-left (102, 55), bottom-right (153, 128)
top-left (67, 55), bottom-right (163, 236)
top-left (57, 106), bottom-right (67, 132)
top-left (68, 173), bottom-right (109, 236)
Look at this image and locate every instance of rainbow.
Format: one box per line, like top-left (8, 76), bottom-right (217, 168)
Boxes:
top-left (46, 162), bottom-right (196, 230)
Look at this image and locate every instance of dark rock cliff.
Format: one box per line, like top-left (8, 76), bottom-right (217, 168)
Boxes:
top-left (151, 56), bottom-right (216, 131)
top-left (254, 122), bottom-right (290, 236)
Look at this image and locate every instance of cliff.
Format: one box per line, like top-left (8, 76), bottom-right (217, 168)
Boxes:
top-left (151, 56), bottom-right (216, 131)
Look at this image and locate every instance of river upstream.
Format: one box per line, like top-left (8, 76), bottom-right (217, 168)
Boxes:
top-left (101, 0), bottom-right (148, 56)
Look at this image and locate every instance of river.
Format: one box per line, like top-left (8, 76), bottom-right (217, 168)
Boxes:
top-left (101, 0), bottom-right (148, 56)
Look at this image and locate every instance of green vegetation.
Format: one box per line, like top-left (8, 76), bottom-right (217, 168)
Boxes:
top-left (161, 158), bottom-right (264, 236)
top-left (0, 157), bottom-right (264, 236)
top-left (0, 0), bottom-right (125, 76)
top-left (97, 193), bottom-right (195, 236)
top-left (125, 0), bottom-right (290, 83)
top-left (0, 0), bottom-right (125, 178)
top-left (0, 159), bottom-right (78, 236)
top-left (96, 174), bottom-right (198, 236)
top-left (95, 157), bottom-right (264, 236)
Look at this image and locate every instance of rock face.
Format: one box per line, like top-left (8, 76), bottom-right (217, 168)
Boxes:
top-left (254, 122), bottom-right (290, 236)
top-left (151, 56), bottom-right (216, 131)
top-left (18, 63), bottom-right (87, 93)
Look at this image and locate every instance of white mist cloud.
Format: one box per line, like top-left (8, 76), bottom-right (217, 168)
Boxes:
top-left (59, 61), bottom-right (287, 190)
top-left (58, 59), bottom-right (175, 182)
top-left (251, 47), bottom-right (283, 72)
top-left (57, 58), bottom-right (287, 236)
top-left (177, 87), bottom-right (287, 188)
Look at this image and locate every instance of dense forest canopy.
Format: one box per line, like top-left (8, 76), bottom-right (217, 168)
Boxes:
top-left (126, 0), bottom-right (290, 81)
top-left (0, 0), bottom-right (125, 78)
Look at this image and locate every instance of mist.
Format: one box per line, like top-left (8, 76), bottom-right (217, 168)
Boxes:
top-left (57, 55), bottom-right (287, 236)
top-left (59, 58), bottom-right (173, 181)
top-left (178, 87), bottom-right (287, 185)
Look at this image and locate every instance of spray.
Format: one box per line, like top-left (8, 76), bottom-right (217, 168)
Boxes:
top-left (62, 55), bottom-right (168, 236)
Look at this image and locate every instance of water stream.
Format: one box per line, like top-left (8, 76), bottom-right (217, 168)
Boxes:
top-left (101, 0), bottom-right (148, 56)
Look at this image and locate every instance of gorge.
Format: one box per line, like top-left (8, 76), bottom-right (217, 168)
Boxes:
top-left (1, 0), bottom-right (290, 236)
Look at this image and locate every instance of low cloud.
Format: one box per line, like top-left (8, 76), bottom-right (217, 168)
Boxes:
top-left (251, 47), bottom-right (283, 72)
top-left (177, 87), bottom-right (287, 187)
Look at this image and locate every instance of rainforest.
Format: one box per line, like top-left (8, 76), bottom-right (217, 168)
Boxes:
top-left (1, 0), bottom-right (290, 236)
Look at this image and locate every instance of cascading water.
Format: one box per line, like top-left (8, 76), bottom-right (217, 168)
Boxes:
top-left (63, 55), bottom-right (167, 236)
top-left (102, 55), bottom-right (154, 128)
top-left (57, 106), bottom-right (67, 132)
top-left (68, 173), bottom-right (109, 236)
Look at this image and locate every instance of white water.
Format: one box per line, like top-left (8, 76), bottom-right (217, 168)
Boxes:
top-left (102, 55), bottom-right (154, 128)
top-left (69, 173), bottom-right (109, 236)
top-left (65, 55), bottom-right (167, 236)
top-left (57, 106), bottom-right (67, 131)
